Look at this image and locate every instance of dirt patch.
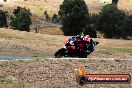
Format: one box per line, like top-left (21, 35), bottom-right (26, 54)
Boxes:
top-left (30, 26), bottom-right (63, 35)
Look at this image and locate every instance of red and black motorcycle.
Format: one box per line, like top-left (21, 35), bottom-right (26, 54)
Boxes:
top-left (54, 35), bottom-right (99, 58)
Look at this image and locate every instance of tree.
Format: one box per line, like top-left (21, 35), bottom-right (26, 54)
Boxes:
top-left (112, 0), bottom-right (119, 4)
top-left (10, 6), bottom-right (32, 32)
top-left (13, 6), bottom-right (22, 15)
top-left (0, 10), bottom-right (7, 27)
top-left (3, 0), bottom-right (7, 2)
top-left (89, 14), bottom-right (98, 25)
top-left (97, 4), bottom-right (126, 38)
top-left (123, 15), bottom-right (132, 38)
top-left (83, 25), bottom-right (97, 38)
top-left (58, 0), bottom-right (89, 36)
top-left (52, 13), bottom-right (60, 24)
top-left (44, 11), bottom-right (50, 22)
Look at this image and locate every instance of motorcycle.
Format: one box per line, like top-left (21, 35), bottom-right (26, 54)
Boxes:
top-left (54, 36), bottom-right (99, 58)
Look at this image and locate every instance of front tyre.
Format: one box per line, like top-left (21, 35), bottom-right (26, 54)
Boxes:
top-left (54, 48), bottom-right (67, 58)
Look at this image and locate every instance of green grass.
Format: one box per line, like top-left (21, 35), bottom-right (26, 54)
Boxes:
top-left (0, 76), bottom-right (13, 84)
top-left (0, 52), bottom-right (47, 57)
top-left (0, 52), bottom-right (13, 56)
top-left (99, 46), bottom-right (132, 55)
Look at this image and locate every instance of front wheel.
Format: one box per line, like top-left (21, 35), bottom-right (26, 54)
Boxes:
top-left (54, 48), bottom-right (67, 58)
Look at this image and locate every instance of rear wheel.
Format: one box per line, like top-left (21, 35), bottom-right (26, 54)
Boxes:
top-left (54, 48), bottom-right (67, 58)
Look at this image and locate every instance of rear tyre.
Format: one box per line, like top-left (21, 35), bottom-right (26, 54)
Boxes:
top-left (54, 48), bottom-right (66, 58)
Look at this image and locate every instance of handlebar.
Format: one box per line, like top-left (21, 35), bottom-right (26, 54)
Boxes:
top-left (94, 41), bottom-right (99, 45)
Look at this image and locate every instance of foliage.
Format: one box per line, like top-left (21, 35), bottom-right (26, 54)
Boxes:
top-left (10, 6), bottom-right (32, 32)
top-left (44, 11), bottom-right (50, 22)
top-left (97, 4), bottom-right (126, 38)
top-left (112, 0), bottom-right (119, 4)
top-left (123, 15), bottom-right (132, 37)
top-left (0, 10), bottom-right (7, 27)
top-left (3, 0), bottom-right (7, 2)
top-left (89, 14), bottom-right (98, 25)
top-left (13, 6), bottom-right (22, 15)
top-left (52, 13), bottom-right (60, 24)
top-left (83, 25), bottom-right (97, 38)
top-left (83, 14), bottom-right (98, 38)
top-left (58, 0), bottom-right (89, 36)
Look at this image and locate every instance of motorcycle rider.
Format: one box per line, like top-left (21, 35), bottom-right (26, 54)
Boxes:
top-left (75, 34), bottom-right (95, 53)
top-left (64, 34), bottom-right (92, 53)
top-left (65, 35), bottom-right (83, 46)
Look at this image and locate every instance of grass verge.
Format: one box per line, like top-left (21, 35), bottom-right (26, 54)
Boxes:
top-left (99, 46), bottom-right (132, 55)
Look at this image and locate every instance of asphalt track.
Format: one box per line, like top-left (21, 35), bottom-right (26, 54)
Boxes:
top-left (0, 56), bottom-right (131, 61)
